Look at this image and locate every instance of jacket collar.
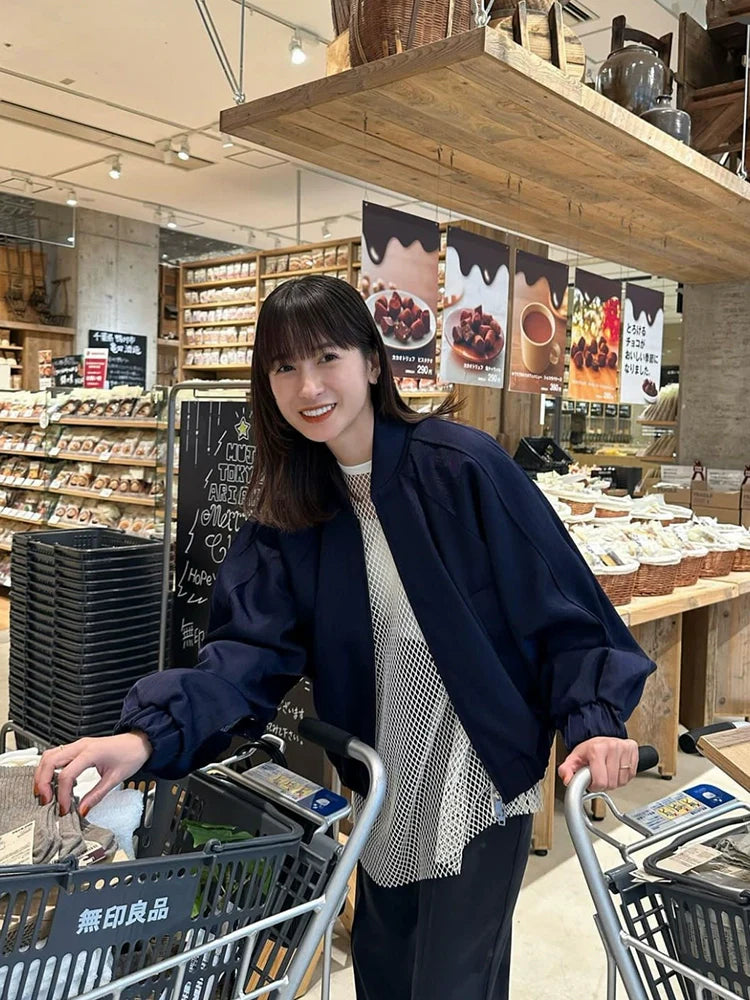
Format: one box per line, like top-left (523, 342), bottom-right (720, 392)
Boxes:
top-left (371, 413), bottom-right (415, 492)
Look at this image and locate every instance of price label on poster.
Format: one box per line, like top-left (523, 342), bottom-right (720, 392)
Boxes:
top-left (361, 202), bottom-right (439, 379)
top-left (439, 227), bottom-right (509, 389)
top-left (620, 285), bottom-right (664, 405)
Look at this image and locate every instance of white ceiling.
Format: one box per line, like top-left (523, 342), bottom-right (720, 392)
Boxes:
top-left (1, 0), bottom-right (698, 314)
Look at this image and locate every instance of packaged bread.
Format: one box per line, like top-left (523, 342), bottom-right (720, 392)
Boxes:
top-left (132, 396), bottom-right (155, 419)
top-left (112, 433), bottom-right (140, 458)
top-left (134, 436), bottom-right (157, 460)
top-left (79, 433), bottom-right (99, 454)
top-left (93, 434), bottom-right (118, 457)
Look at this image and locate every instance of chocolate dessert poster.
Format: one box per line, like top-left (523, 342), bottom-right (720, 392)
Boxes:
top-left (439, 227), bottom-right (509, 388)
top-left (568, 269), bottom-right (622, 404)
top-left (361, 202), bottom-right (439, 378)
top-left (620, 284), bottom-right (664, 405)
top-left (508, 250), bottom-right (569, 396)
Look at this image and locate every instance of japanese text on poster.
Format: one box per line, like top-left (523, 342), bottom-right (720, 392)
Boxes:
top-left (88, 329), bottom-right (147, 388)
top-left (620, 285), bottom-right (664, 405)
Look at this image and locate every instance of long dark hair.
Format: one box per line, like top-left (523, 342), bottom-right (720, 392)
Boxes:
top-left (248, 275), bottom-right (459, 532)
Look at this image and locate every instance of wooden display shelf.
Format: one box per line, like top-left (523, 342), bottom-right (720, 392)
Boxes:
top-left (261, 265), bottom-right (350, 280)
top-left (0, 481), bottom-right (50, 493)
top-left (0, 416), bottom-right (42, 424)
top-left (638, 455), bottom-right (676, 464)
top-left (0, 448), bottom-right (46, 459)
top-left (183, 276), bottom-right (256, 290)
top-left (158, 338), bottom-right (179, 348)
top-left (182, 364), bottom-right (252, 371)
top-left (398, 390), bottom-right (452, 399)
top-left (49, 485), bottom-right (157, 508)
top-left (184, 340), bottom-right (253, 350)
top-left (0, 319), bottom-right (75, 336)
top-left (182, 298), bottom-right (255, 310)
top-left (637, 420), bottom-right (678, 428)
top-left (0, 510), bottom-right (49, 525)
top-left (622, 577), bottom-right (741, 628)
top-left (183, 319), bottom-right (256, 329)
top-left (0, 541), bottom-right (12, 553)
top-left (0, 345), bottom-right (24, 352)
top-left (221, 26), bottom-right (750, 283)
top-left (55, 417), bottom-right (158, 429)
top-left (54, 451), bottom-right (158, 468)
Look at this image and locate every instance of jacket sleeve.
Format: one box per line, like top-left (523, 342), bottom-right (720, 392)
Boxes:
top-left (116, 523), bottom-right (307, 777)
top-left (470, 446), bottom-right (655, 749)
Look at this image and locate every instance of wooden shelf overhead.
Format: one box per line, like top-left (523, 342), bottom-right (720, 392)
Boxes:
top-left (221, 26), bottom-right (750, 284)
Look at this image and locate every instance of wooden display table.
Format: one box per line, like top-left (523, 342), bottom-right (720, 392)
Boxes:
top-left (531, 570), bottom-right (750, 853)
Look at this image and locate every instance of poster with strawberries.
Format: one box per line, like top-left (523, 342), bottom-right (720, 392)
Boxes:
top-left (439, 227), bottom-right (509, 389)
top-left (360, 202), bottom-right (439, 378)
top-left (568, 269), bottom-right (622, 403)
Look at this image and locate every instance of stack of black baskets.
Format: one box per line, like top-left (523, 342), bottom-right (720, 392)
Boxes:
top-left (9, 528), bottom-right (163, 745)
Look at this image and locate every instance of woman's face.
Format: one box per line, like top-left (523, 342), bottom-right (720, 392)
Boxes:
top-left (268, 344), bottom-right (379, 465)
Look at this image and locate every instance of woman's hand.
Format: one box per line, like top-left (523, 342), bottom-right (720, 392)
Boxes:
top-left (557, 736), bottom-right (639, 791)
top-left (33, 732), bottom-right (153, 816)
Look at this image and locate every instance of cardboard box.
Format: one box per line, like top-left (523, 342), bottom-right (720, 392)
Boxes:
top-left (743, 510), bottom-right (750, 530)
top-left (742, 483), bottom-right (750, 512)
top-left (692, 504), bottom-right (741, 525)
top-left (691, 484), bottom-right (741, 521)
top-left (662, 488), bottom-right (692, 505)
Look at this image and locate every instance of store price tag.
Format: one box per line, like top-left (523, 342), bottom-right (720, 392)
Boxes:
top-left (49, 447), bottom-right (60, 456)
top-left (0, 822), bottom-right (34, 866)
top-left (101, 488), bottom-right (113, 497)
top-left (31, 512), bottom-right (42, 521)
top-left (100, 451), bottom-right (111, 461)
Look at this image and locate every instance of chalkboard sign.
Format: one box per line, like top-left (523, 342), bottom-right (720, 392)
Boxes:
top-left (172, 398), bottom-right (325, 784)
top-left (605, 403), bottom-right (619, 418)
top-left (53, 355), bottom-right (83, 388)
top-left (88, 329), bottom-right (147, 388)
top-left (590, 403), bottom-right (604, 417)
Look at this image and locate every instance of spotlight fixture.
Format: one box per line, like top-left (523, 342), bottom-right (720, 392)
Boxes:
top-left (176, 137), bottom-right (191, 161)
top-left (65, 190), bottom-right (78, 207)
top-left (166, 212), bottom-right (177, 229)
top-left (289, 32), bottom-right (306, 65)
top-left (322, 221), bottom-right (332, 240)
top-left (246, 228), bottom-right (256, 243)
top-left (161, 253), bottom-right (168, 260)
top-left (274, 236), bottom-right (281, 249)
top-left (108, 157), bottom-right (122, 180)
top-left (23, 177), bottom-right (34, 195)
top-left (221, 134), bottom-right (235, 148)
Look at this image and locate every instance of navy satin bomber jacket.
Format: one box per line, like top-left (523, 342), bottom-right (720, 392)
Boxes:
top-left (117, 415), bottom-right (655, 801)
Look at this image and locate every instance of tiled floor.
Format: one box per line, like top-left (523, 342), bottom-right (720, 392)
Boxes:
top-left (1, 597), bottom-right (743, 999)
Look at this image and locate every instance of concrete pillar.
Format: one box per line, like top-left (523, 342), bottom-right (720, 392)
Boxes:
top-left (74, 208), bottom-right (159, 388)
top-left (679, 283), bottom-right (750, 469)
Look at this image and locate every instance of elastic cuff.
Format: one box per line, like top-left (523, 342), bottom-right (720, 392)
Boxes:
top-left (562, 701), bottom-right (627, 751)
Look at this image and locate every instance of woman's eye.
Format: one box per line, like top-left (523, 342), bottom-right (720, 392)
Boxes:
top-left (274, 363), bottom-right (293, 374)
top-left (321, 352), bottom-right (339, 363)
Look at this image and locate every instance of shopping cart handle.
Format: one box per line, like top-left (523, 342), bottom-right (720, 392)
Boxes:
top-left (299, 718), bottom-right (355, 757)
top-left (637, 745), bottom-right (659, 773)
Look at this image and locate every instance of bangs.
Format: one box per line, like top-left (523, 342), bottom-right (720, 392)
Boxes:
top-left (254, 277), bottom-right (371, 372)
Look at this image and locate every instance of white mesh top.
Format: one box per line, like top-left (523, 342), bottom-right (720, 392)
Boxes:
top-left (342, 460), bottom-right (541, 888)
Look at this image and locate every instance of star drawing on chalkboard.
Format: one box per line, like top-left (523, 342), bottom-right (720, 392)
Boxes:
top-left (235, 415), bottom-right (251, 440)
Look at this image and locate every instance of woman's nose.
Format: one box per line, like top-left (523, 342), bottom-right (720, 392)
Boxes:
top-left (299, 372), bottom-right (323, 399)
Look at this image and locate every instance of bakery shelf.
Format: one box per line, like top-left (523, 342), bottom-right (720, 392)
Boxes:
top-left (183, 319), bottom-right (256, 328)
top-left (49, 485), bottom-right (157, 508)
top-left (184, 340), bottom-right (253, 350)
top-left (0, 416), bottom-right (43, 424)
top-left (158, 338), bottom-right (179, 348)
top-left (182, 297), bottom-right (255, 310)
top-left (55, 417), bottom-right (158, 429)
top-left (0, 345), bottom-right (24, 352)
top-left (54, 451), bottom-right (158, 468)
top-left (0, 448), bottom-right (47, 459)
top-left (221, 26), bottom-right (750, 284)
top-left (0, 510), bottom-right (50, 525)
top-left (0, 481), bottom-right (50, 493)
top-left (183, 276), bottom-right (257, 290)
top-left (0, 319), bottom-right (75, 336)
top-left (0, 541), bottom-right (13, 553)
top-left (182, 364), bottom-right (252, 371)
top-left (261, 265), bottom-right (349, 280)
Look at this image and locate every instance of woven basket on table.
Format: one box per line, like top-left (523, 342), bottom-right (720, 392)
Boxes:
top-left (634, 558), bottom-right (680, 597)
top-left (593, 563), bottom-right (638, 607)
top-left (594, 506), bottom-right (630, 519)
top-left (732, 546), bottom-right (750, 572)
top-left (565, 499), bottom-right (595, 516)
top-left (349, 0), bottom-right (473, 65)
top-left (675, 552), bottom-right (706, 588)
top-left (701, 547), bottom-right (736, 578)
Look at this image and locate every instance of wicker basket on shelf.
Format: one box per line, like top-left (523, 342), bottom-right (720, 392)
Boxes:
top-left (701, 547), bottom-right (736, 578)
top-left (349, 0), bottom-right (473, 65)
top-left (732, 546), bottom-right (750, 572)
top-left (593, 562), bottom-right (639, 607)
top-left (634, 555), bottom-right (680, 597)
top-left (331, 0), bottom-right (352, 35)
top-left (675, 552), bottom-right (706, 588)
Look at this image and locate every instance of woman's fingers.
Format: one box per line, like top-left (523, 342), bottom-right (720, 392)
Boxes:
top-left (34, 741), bottom-right (86, 806)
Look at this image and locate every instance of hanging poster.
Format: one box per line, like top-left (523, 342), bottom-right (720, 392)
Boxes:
top-left (620, 285), bottom-right (664, 405)
top-left (360, 202), bottom-right (439, 378)
top-left (508, 250), bottom-right (569, 395)
top-left (88, 329), bottom-right (147, 388)
top-left (439, 227), bottom-right (509, 388)
top-left (568, 269), bottom-right (622, 403)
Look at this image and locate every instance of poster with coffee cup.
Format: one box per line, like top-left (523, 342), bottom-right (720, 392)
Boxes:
top-left (361, 202), bottom-right (439, 379)
top-left (439, 227), bottom-right (509, 388)
top-left (620, 284), bottom-right (664, 405)
top-left (568, 269), bottom-right (622, 403)
top-left (508, 250), bottom-right (568, 395)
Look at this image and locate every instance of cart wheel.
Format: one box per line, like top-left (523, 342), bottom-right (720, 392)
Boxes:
top-left (533, 849), bottom-right (548, 857)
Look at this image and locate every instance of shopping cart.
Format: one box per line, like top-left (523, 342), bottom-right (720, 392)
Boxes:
top-left (0, 717), bottom-right (385, 1000)
top-left (566, 746), bottom-right (750, 1000)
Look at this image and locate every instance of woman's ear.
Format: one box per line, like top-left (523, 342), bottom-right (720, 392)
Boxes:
top-left (367, 353), bottom-right (381, 385)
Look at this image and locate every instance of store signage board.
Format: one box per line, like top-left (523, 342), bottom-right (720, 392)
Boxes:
top-left (88, 329), bottom-right (147, 388)
top-left (620, 285), bottom-right (664, 405)
top-left (173, 399), bottom-right (324, 783)
top-left (568, 269), bottom-right (621, 403)
top-left (508, 250), bottom-right (568, 396)
top-left (361, 201), bottom-right (439, 379)
top-left (661, 465), bottom-right (694, 486)
top-left (52, 355), bottom-right (84, 388)
top-left (83, 348), bottom-right (108, 389)
top-left (439, 227), bottom-right (509, 388)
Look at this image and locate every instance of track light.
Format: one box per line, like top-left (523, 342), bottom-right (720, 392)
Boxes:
top-left (322, 221), bottom-right (332, 239)
top-left (289, 32), bottom-right (306, 65)
top-left (246, 228), bottom-right (255, 243)
top-left (108, 157), bottom-right (122, 180)
top-left (166, 212), bottom-right (177, 229)
top-left (176, 137), bottom-right (191, 161)
top-left (221, 134), bottom-right (235, 148)
top-left (65, 190), bottom-right (78, 207)
top-left (23, 177), bottom-right (34, 195)
top-left (274, 237), bottom-right (281, 249)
